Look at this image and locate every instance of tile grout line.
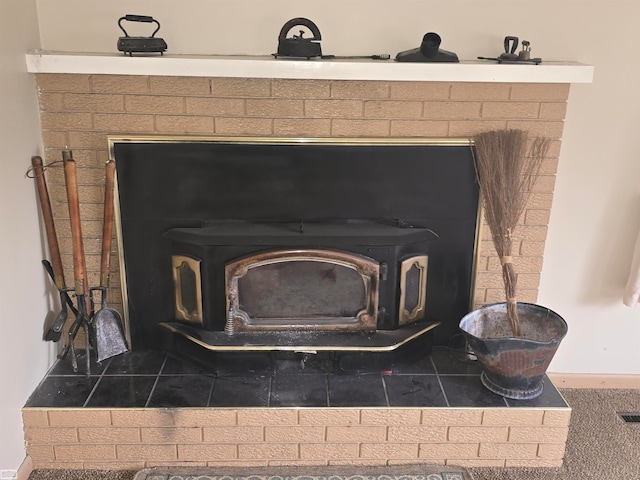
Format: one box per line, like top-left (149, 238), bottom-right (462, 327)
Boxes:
top-left (431, 353), bottom-right (451, 407)
top-left (325, 373), bottom-right (330, 407)
top-left (267, 375), bottom-right (273, 407)
top-left (82, 357), bottom-right (112, 408)
top-left (381, 375), bottom-right (391, 407)
top-left (144, 353), bottom-right (168, 408)
top-left (206, 376), bottom-right (216, 407)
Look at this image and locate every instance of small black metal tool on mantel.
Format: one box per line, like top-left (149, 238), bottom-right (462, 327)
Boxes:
top-left (478, 36), bottom-right (542, 64)
top-left (117, 14), bottom-right (167, 56)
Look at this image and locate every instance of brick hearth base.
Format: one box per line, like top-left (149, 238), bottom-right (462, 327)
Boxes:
top-left (22, 403), bottom-right (570, 469)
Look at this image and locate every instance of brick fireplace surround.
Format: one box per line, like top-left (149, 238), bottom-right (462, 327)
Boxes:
top-left (22, 55), bottom-right (592, 470)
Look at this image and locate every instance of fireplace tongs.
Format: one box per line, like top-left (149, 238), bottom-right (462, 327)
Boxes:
top-left (60, 149), bottom-right (93, 375)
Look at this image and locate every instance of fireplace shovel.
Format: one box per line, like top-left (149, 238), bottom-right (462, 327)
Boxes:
top-left (91, 159), bottom-right (129, 362)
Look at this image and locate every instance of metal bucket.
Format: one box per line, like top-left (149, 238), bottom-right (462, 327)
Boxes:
top-left (459, 302), bottom-right (567, 400)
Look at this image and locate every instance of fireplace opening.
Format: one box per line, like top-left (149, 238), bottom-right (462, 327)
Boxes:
top-left (111, 137), bottom-right (480, 359)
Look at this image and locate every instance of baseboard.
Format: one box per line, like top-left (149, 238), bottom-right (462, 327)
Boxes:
top-left (548, 373), bottom-right (640, 389)
top-left (16, 456), bottom-right (33, 480)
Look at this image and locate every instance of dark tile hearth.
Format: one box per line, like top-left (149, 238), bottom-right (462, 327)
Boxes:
top-left (24, 346), bottom-right (567, 409)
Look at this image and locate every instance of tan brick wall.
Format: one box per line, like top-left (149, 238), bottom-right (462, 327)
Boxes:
top-left (23, 406), bottom-right (570, 469)
top-left (27, 75), bottom-right (571, 469)
top-left (33, 74), bottom-right (569, 316)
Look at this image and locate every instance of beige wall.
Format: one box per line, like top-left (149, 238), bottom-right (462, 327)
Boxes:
top-left (0, 0), bottom-right (52, 474)
top-left (31, 1), bottom-right (640, 376)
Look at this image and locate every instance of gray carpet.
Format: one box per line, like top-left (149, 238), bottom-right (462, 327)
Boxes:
top-left (28, 389), bottom-right (640, 480)
top-left (471, 388), bottom-right (640, 480)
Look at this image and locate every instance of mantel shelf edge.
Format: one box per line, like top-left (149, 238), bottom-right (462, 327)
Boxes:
top-left (26, 51), bottom-right (594, 83)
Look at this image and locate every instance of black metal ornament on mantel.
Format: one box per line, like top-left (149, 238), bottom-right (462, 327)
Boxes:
top-left (478, 36), bottom-right (542, 64)
top-left (117, 14), bottom-right (167, 56)
top-left (395, 32), bottom-right (459, 63)
top-left (275, 17), bottom-right (323, 58)
top-left (272, 17), bottom-right (391, 61)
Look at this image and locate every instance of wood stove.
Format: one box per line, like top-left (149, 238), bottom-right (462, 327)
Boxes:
top-left (110, 137), bottom-right (480, 358)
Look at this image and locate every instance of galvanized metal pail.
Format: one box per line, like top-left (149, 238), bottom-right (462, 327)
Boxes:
top-left (459, 302), bottom-right (568, 400)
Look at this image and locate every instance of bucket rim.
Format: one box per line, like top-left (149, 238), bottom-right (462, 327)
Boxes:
top-left (459, 301), bottom-right (568, 344)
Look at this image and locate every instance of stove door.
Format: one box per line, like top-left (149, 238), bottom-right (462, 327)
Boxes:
top-left (224, 249), bottom-right (379, 334)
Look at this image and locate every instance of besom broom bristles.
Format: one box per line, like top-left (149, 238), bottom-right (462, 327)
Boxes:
top-left (473, 129), bottom-right (550, 337)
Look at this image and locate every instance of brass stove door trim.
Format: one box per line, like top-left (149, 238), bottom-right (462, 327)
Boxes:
top-left (171, 254), bottom-right (203, 325)
top-left (399, 255), bottom-right (428, 326)
top-left (224, 248), bottom-right (379, 334)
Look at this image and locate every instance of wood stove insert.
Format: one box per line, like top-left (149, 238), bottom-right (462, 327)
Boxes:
top-left (110, 137), bottom-right (480, 356)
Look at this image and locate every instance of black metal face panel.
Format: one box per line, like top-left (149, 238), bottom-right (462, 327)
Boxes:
top-left (111, 138), bottom-right (479, 349)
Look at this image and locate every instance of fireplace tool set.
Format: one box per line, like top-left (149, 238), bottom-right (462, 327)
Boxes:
top-left (31, 151), bottom-right (128, 376)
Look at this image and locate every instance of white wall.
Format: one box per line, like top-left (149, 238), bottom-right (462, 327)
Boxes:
top-left (0, 0), bottom-right (54, 475)
top-left (537, 4), bottom-right (640, 375)
top-left (30, 0), bottom-right (640, 377)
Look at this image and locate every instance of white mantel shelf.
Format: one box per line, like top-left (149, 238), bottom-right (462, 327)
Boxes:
top-left (26, 51), bottom-right (594, 84)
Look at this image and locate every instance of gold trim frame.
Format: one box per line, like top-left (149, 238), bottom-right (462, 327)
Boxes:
top-left (112, 166), bottom-right (131, 348)
top-left (108, 135), bottom-right (481, 346)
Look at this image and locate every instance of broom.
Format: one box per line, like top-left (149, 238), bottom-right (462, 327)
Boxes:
top-left (472, 129), bottom-right (550, 337)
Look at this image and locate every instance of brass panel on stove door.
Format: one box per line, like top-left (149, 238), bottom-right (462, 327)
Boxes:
top-left (399, 255), bottom-right (428, 326)
top-left (172, 255), bottom-right (203, 326)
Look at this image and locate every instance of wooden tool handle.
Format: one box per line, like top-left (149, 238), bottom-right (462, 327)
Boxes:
top-left (100, 160), bottom-right (116, 287)
top-left (62, 150), bottom-right (88, 295)
top-left (31, 156), bottom-right (66, 290)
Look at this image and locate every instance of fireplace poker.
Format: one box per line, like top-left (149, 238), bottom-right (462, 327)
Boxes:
top-left (31, 155), bottom-right (74, 342)
top-left (62, 148), bottom-right (92, 376)
top-left (41, 260), bottom-right (78, 319)
top-left (319, 54), bottom-right (390, 60)
top-left (89, 159), bottom-right (129, 362)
